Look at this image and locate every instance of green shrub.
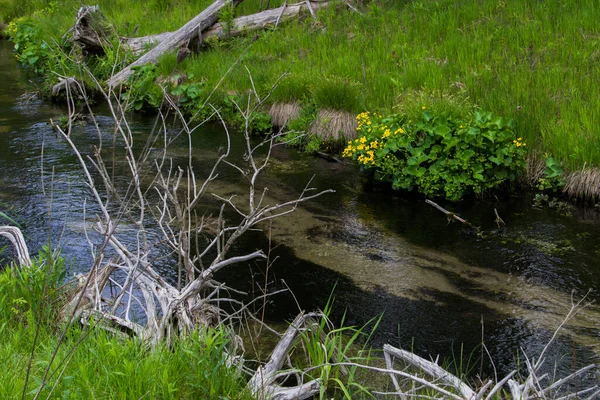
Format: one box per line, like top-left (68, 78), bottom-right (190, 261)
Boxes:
top-left (6, 17), bottom-right (49, 73)
top-left (343, 109), bottom-right (527, 201)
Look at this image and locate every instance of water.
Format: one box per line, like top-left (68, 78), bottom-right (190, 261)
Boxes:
top-left (1, 40), bottom-right (598, 383)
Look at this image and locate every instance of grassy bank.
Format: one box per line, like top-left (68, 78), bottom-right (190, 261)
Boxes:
top-left (0, 248), bottom-right (251, 399)
top-left (2, 0), bottom-right (600, 197)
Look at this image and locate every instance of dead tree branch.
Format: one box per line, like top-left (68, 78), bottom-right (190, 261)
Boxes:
top-left (0, 226), bottom-right (32, 267)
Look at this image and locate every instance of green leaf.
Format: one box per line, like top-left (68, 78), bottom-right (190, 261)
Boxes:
top-left (434, 123), bottom-right (451, 138)
top-left (404, 165), bottom-right (426, 177)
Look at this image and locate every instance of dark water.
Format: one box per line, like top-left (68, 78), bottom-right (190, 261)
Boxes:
top-left (1, 40), bottom-right (598, 384)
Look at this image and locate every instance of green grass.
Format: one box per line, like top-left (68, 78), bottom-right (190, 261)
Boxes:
top-left (0, 249), bottom-right (251, 399)
top-left (3, 0), bottom-right (600, 168)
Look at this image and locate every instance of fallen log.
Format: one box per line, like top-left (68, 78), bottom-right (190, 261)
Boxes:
top-left (123, 1), bottom-right (331, 56)
top-left (107, 0), bottom-right (245, 89)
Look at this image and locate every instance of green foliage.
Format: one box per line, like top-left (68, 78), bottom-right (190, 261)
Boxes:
top-left (122, 64), bottom-right (163, 110)
top-left (6, 18), bottom-right (49, 73)
top-left (312, 76), bottom-right (362, 113)
top-left (297, 302), bottom-right (379, 399)
top-left (169, 78), bottom-right (206, 107)
top-left (343, 109), bottom-right (527, 201)
top-left (219, 3), bottom-right (236, 36)
top-left (0, 246), bottom-right (65, 327)
top-left (246, 110), bottom-right (272, 135)
top-left (537, 156), bottom-right (565, 191)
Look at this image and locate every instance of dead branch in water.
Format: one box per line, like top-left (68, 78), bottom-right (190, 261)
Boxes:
top-left (425, 199), bottom-right (480, 233)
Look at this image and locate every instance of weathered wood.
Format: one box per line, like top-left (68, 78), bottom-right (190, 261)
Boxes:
top-left (383, 344), bottom-right (476, 399)
top-left (0, 226), bottom-right (31, 267)
top-left (67, 5), bottom-right (110, 56)
top-left (248, 312), bottom-right (323, 400)
top-left (108, 0), bottom-right (245, 88)
top-left (123, 1), bottom-right (330, 56)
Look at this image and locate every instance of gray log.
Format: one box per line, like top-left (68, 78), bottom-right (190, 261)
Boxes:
top-left (123, 1), bottom-right (331, 56)
top-left (107, 0), bottom-right (245, 89)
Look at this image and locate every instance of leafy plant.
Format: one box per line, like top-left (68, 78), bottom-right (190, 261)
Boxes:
top-left (536, 155), bottom-right (565, 191)
top-left (343, 109), bottom-right (527, 200)
top-left (246, 110), bottom-right (272, 135)
top-left (121, 64), bottom-right (163, 111)
top-left (7, 18), bottom-right (49, 73)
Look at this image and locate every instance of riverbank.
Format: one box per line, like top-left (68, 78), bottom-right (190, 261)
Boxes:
top-left (2, 0), bottom-right (600, 200)
top-left (1, 34), bottom-right (599, 398)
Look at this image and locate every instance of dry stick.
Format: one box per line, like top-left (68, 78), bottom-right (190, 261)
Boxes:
top-left (425, 199), bottom-right (479, 232)
top-left (494, 208), bottom-right (505, 228)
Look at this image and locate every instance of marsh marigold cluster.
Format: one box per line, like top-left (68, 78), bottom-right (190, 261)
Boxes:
top-left (513, 137), bottom-right (526, 147)
top-left (342, 109), bottom-right (528, 201)
top-left (343, 111), bottom-right (406, 166)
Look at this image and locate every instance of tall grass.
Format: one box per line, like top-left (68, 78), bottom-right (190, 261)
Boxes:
top-left (3, 0), bottom-right (600, 167)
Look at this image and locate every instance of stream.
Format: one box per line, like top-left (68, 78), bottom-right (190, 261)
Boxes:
top-left (1, 40), bottom-right (599, 384)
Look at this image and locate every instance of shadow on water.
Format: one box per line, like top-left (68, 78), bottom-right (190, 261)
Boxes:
top-left (0, 40), bottom-right (598, 383)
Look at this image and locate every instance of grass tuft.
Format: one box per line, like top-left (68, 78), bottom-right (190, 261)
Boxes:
top-left (268, 102), bottom-right (301, 128)
top-left (563, 167), bottom-right (600, 200)
top-left (309, 109), bottom-right (357, 143)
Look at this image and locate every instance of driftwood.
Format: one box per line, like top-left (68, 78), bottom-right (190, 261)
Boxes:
top-left (123, 1), bottom-right (331, 56)
top-left (248, 312), bottom-right (322, 400)
top-left (0, 226), bottom-right (32, 267)
top-left (107, 0), bottom-right (245, 88)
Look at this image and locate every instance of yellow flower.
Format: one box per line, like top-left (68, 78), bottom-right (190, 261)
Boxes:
top-left (360, 137), bottom-right (367, 143)
top-left (357, 144), bottom-right (365, 151)
top-left (422, 106), bottom-right (427, 110)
